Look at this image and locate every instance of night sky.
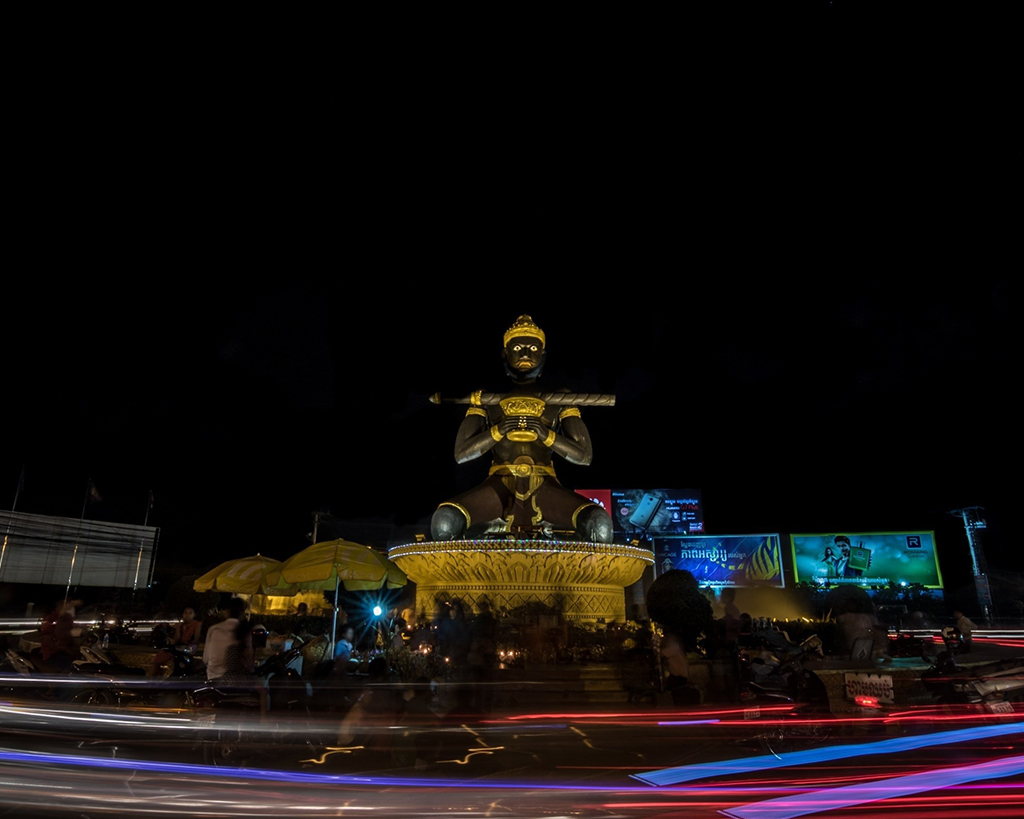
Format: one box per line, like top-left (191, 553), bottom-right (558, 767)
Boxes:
top-left (4, 280), bottom-right (1013, 605)
top-left (4, 45), bottom-right (1017, 610)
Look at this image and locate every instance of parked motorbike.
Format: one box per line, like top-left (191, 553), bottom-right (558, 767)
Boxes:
top-left (0, 632), bottom-right (148, 706)
top-left (736, 622), bottom-right (832, 755)
top-left (921, 626), bottom-right (1024, 714)
top-left (738, 623), bottom-right (829, 708)
top-left (191, 634), bottom-right (325, 766)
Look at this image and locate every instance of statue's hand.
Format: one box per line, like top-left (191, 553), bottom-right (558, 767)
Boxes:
top-left (520, 417), bottom-right (549, 437)
top-left (497, 416), bottom-right (522, 435)
top-left (498, 416), bottom-right (549, 439)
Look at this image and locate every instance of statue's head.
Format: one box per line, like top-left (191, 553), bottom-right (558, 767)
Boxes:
top-left (502, 314), bottom-right (546, 380)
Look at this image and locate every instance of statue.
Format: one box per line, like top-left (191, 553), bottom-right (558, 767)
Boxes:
top-left (430, 314), bottom-right (615, 543)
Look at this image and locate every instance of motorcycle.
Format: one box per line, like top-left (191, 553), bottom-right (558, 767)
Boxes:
top-left (736, 622), bottom-right (833, 755)
top-left (191, 634), bottom-right (326, 766)
top-left (738, 623), bottom-right (830, 708)
top-left (921, 626), bottom-right (1024, 714)
top-left (0, 632), bottom-right (149, 706)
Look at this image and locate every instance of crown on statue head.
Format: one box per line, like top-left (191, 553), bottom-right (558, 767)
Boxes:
top-left (503, 314), bottom-right (546, 347)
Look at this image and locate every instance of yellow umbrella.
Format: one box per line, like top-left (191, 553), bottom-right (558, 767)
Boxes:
top-left (268, 539), bottom-right (408, 643)
top-left (193, 553), bottom-right (288, 595)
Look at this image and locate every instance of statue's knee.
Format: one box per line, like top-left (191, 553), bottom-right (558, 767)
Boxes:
top-left (431, 506), bottom-right (467, 541)
top-left (578, 506), bottom-right (613, 543)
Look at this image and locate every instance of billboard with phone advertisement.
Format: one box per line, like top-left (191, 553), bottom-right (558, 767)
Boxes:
top-left (574, 488), bottom-right (704, 536)
top-left (790, 531), bottom-right (943, 589)
top-left (654, 534), bottom-right (785, 588)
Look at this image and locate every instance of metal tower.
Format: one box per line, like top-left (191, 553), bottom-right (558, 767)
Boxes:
top-left (950, 506), bottom-right (992, 623)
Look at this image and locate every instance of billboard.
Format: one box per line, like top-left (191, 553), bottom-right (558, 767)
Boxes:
top-left (0, 510), bottom-right (159, 590)
top-left (576, 488), bottom-right (704, 536)
top-left (654, 534), bottom-right (784, 588)
top-left (790, 531), bottom-right (943, 589)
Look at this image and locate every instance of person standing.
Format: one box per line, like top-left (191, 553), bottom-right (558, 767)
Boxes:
top-left (953, 610), bottom-right (977, 653)
top-left (659, 627), bottom-right (695, 705)
top-left (39, 599), bottom-right (83, 673)
top-left (439, 598), bottom-right (472, 713)
top-left (202, 597), bottom-right (247, 682)
top-left (468, 600), bottom-right (499, 714)
top-left (206, 598), bottom-right (268, 717)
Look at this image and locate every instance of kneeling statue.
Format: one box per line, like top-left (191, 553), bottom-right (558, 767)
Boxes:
top-left (430, 314), bottom-right (614, 544)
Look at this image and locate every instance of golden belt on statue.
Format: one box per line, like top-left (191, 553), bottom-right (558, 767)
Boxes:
top-left (489, 463), bottom-right (557, 478)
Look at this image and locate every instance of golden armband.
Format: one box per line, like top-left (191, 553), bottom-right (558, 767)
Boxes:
top-left (542, 429), bottom-right (556, 447)
top-left (490, 425), bottom-right (504, 442)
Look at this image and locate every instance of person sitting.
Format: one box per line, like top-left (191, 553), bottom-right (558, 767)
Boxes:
top-left (38, 599), bottom-right (83, 673)
top-left (151, 606), bottom-right (202, 676)
top-left (333, 625), bottom-right (356, 673)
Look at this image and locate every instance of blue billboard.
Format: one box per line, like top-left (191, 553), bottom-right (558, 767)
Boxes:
top-left (654, 534), bottom-right (785, 588)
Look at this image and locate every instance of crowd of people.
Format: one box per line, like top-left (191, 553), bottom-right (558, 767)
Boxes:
top-left (23, 588), bottom-right (992, 719)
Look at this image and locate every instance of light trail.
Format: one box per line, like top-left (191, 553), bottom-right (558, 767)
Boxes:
top-left (631, 721), bottom-right (1024, 786)
top-left (718, 753), bottom-right (1024, 819)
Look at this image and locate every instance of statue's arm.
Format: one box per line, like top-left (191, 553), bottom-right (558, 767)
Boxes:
top-left (550, 410), bottom-right (593, 466)
top-left (453, 408), bottom-right (500, 464)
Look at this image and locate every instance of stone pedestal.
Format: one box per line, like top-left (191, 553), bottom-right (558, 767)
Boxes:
top-left (388, 538), bottom-right (655, 623)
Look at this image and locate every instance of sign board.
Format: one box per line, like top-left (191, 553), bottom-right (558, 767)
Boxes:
top-left (654, 534), bottom-right (784, 588)
top-left (791, 531), bottom-right (943, 589)
top-left (0, 510), bottom-right (158, 589)
top-left (576, 488), bottom-right (704, 536)
top-left (845, 672), bottom-right (895, 704)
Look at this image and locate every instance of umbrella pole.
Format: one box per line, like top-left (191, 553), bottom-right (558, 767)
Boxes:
top-left (331, 576), bottom-right (339, 647)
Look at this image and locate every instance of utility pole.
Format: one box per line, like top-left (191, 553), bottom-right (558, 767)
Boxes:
top-left (950, 506), bottom-right (992, 624)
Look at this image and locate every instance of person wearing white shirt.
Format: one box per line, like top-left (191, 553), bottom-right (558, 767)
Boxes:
top-left (202, 597), bottom-right (247, 680)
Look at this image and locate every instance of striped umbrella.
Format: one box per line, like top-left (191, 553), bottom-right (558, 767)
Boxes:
top-left (193, 553), bottom-right (288, 595)
top-left (266, 539), bottom-right (407, 644)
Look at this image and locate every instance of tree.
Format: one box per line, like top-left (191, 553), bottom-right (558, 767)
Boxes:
top-left (645, 569), bottom-right (714, 653)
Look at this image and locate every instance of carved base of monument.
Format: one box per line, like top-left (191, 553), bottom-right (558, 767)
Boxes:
top-left (388, 539), bottom-right (655, 624)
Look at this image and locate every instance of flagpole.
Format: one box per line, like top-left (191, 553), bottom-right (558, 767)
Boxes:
top-left (0, 466), bottom-right (25, 583)
top-left (80, 479), bottom-right (92, 520)
top-left (131, 490), bottom-right (153, 604)
top-left (332, 575), bottom-right (339, 647)
top-left (66, 479), bottom-right (93, 605)
top-left (12, 465), bottom-right (24, 511)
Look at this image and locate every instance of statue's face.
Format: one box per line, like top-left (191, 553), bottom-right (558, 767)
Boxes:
top-left (505, 336), bottom-right (544, 371)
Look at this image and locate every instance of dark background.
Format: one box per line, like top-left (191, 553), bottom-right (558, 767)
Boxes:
top-left (3, 282), bottom-right (1013, 601)
top-left (2, 24), bottom-right (1017, 615)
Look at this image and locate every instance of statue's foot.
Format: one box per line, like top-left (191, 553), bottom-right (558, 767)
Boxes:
top-left (577, 506), bottom-right (614, 544)
top-left (431, 506), bottom-right (469, 541)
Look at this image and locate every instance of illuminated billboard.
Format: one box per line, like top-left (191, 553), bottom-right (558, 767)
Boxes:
top-left (0, 510), bottom-right (158, 589)
top-left (790, 531), bottom-right (944, 589)
top-left (576, 488), bottom-right (704, 536)
top-left (654, 534), bottom-right (785, 588)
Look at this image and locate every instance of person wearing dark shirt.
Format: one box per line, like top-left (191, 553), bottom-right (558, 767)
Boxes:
top-left (39, 599), bottom-right (82, 672)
